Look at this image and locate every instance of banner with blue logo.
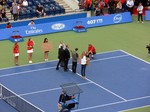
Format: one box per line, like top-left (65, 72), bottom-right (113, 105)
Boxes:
top-left (145, 10), bottom-right (150, 21)
top-left (0, 12), bottom-right (132, 40)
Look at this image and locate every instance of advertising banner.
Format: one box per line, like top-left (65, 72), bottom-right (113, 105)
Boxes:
top-left (145, 10), bottom-right (150, 20)
top-left (0, 12), bottom-right (132, 41)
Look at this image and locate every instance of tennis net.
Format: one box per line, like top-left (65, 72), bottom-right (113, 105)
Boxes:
top-left (0, 83), bottom-right (44, 112)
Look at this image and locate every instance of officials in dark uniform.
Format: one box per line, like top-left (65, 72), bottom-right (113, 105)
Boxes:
top-left (56, 46), bottom-right (64, 70)
top-left (64, 45), bottom-right (70, 71)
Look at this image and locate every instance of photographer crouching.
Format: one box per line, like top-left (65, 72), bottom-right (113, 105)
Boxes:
top-left (146, 44), bottom-right (150, 54)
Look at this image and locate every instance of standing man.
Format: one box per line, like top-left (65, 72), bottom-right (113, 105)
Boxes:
top-left (64, 45), bottom-right (70, 71)
top-left (12, 3), bottom-right (18, 21)
top-left (71, 48), bottom-right (79, 73)
top-left (137, 3), bottom-right (143, 23)
top-left (56, 46), bottom-right (64, 70)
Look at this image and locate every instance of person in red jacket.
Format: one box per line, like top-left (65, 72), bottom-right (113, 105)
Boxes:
top-left (27, 38), bottom-right (35, 63)
top-left (85, 0), bottom-right (92, 10)
top-left (13, 42), bottom-right (19, 66)
top-left (87, 44), bottom-right (96, 58)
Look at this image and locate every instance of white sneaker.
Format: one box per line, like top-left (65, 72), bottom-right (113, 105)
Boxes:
top-left (29, 61), bottom-right (32, 63)
top-left (142, 21), bottom-right (144, 23)
top-left (45, 59), bottom-right (48, 61)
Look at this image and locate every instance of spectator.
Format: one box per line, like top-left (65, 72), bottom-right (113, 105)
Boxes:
top-left (28, 20), bottom-right (35, 26)
top-left (12, 3), bottom-right (19, 21)
top-left (116, 0), bottom-right (122, 13)
top-left (137, 2), bottom-right (143, 23)
top-left (99, 0), bottom-right (105, 15)
top-left (95, 6), bottom-right (100, 16)
top-left (121, 0), bottom-right (126, 12)
top-left (84, 0), bottom-right (92, 11)
top-left (78, 0), bottom-right (84, 9)
top-left (108, 0), bottom-right (115, 14)
top-left (6, 22), bottom-right (12, 28)
top-left (1, 8), bottom-right (8, 22)
top-left (22, 0), bottom-right (28, 7)
top-left (126, 0), bottom-right (134, 15)
top-left (0, 0), bottom-right (5, 6)
top-left (36, 3), bottom-right (45, 17)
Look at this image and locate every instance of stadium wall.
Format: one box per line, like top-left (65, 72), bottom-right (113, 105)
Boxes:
top-left (0, 12), bottom-right (132, 41)
top-left (0, 12), bottom-right (87, 29)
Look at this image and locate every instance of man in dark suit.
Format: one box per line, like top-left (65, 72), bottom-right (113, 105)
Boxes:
top-left (56, 46), bottom-right (64, 70)
top-left (64, 45), bottom-right (70, 71)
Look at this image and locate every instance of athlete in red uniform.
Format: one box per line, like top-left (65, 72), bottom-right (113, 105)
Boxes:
top-left (13, 42), bottom-right (19, 65)
top-left (27, 38), bottom-right (35, 63)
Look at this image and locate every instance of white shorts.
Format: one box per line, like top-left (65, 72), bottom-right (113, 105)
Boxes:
top-left (14, 53), bottom-right (19, 57)
top-left (27, 49), bottom-right (33, 53)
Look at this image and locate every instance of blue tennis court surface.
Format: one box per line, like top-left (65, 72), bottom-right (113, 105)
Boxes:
top-left (0, 50), bottom-right (150, 112)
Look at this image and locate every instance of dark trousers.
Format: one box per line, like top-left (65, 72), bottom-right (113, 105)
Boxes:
top-left (138, 13), bottom-right (143, 22)
top-left (64, 59), bottom-right (69, 71)
top-left (13, 13), bottom-right (18, 21)
top-left (56, 58), bottom-right (63, 69)
top-left (127, 7), bottom-right (133, 15)
top-left (81, 64), bottom-right (86, 76)
top-left (72, 62), bottom-right (77, 73)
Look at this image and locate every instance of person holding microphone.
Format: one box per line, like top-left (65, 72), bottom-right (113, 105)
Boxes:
top-left (27, 38), bottom-right (35, 63)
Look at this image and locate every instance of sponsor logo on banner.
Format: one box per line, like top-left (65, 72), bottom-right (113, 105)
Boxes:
top-left (113, 14), bottom-right (122, 23)
top-left (87, 19), bottom-right (103, 25)
top-left (51, 23), bottom-right (65, 30)
top-left (25, 26), bottom-right (43, 35)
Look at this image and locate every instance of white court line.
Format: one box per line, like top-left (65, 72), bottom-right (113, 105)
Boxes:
top-left (0, 66), bottom-right (56, 78)
top-left (19, 82), bottom-right (92, 96)
top-left (120, 50), bottom-right (150, 65)
top-left (71, 96), bottom-right (150, 112)
top-left (118, 105), bottom-right (150, 112)
top-left (0, 54), bottom-right (129, 78)
top-left (0, 49), bottom-right (120, 70)
top-left (69, 69), bottom-right (127, 101)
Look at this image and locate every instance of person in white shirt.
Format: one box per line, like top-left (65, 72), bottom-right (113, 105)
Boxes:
top-left (126, 0), bottom-right (134, 15)
top-left (28, 20), bottom-right (35, 26)
top-left (80, 51), bottom-right (87, 79)
top-left (22, 0), bottom-right (28, 7)
top-left (137, 2), bottom-right (143, 23)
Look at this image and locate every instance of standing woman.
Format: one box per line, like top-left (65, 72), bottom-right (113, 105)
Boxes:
top-left (80, 51), bottom-right (87, 79)
top-left (27, 38), bottom-right (35, 63)
top-left (13, 42), bottom-right (19, 66)
top-left (43, 38), bottom-right (49, 61)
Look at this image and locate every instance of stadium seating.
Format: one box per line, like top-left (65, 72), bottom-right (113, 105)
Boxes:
top-left (7, 0), bottom-right (66, 20)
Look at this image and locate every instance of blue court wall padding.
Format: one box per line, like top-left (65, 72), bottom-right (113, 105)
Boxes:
top-left (0, 12), bottom-right (87, 29)
top-left (0, 12), bottom-right (132, 41)
top-left (145, 10), bottom-right (150, 20)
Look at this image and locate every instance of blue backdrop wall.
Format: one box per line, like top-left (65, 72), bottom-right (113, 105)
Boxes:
top-left (0, 12), bottom-right (87, 29)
